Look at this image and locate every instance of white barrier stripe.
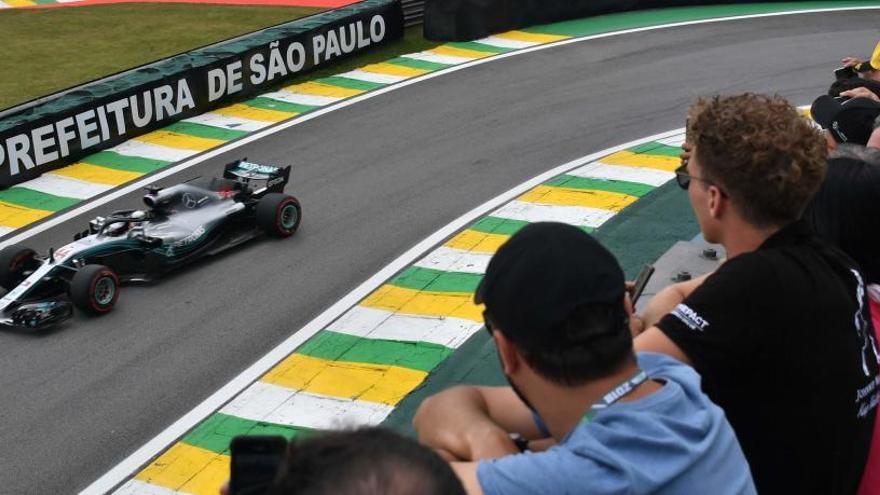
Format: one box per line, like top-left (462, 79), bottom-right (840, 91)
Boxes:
top-left (477, 36), bottom-right (538, 49)
top-left (182, 113), bottom-right (270, 133)
top-left (262, 90), bottom-right (341, 107)
top-left (113, 480), bottom-right (185, 495)
top-left (401, 52), bottom-right (473, 66)
top-left (492, 200), bottom-right (616, 228)
top-left (337, 70), bottom-right (404, 84)
top-left (567, 162), bottom-right (675, 187)
top-left (414, 246), bottom-right (492, 275)
top-left (23, 174), bottom-right (112, 200)
top-left (220, 382), bottom-right (394, 431)
top-left (110, 141), bottom-right (195, 163)
top-left (328, 306), bottom-right (482, 349)
top-left (657, 134), bottom-right (686, 147)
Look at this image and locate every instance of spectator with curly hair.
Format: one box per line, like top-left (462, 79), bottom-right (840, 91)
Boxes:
top-left (633, 93), bottom-right (880, 495)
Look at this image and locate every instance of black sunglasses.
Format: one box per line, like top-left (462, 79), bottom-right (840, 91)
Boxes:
top-left (675, 163), bottom-right (725, 196)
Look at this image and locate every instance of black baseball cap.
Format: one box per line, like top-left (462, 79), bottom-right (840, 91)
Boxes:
top-left (811, 95), bottom-right (880, 145)
top-left (474, 222), bottom-right (626, 349)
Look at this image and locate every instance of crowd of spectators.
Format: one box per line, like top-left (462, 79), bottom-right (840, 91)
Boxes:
top-left (224, 40), bottom-right (880, 495)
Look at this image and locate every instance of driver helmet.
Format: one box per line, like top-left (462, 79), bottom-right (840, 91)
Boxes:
top-left (104, 221), bottom-right (129, 237)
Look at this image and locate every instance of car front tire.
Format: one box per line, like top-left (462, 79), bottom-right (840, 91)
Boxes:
top-left (69, 264), bottom-right (119, 314)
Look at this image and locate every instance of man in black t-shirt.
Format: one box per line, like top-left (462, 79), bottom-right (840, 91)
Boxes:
top-left (634, 94), bottom-right (880, 494)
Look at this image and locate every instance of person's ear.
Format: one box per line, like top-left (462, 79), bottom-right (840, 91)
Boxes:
top-left (708, 185), bottom-right (725, 220)
top-left (493, 330), bottom-right (521, 375)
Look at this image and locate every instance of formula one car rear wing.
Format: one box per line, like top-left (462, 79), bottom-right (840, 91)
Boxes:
top-left (224, 159), bottom-right (290, 194)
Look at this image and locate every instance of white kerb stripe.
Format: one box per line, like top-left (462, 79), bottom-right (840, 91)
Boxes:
top-left (657, 134), bottom-right (686, 147)
top-left (477, 36), bottom-right (538, 49)
top-left (401, 52), bottom-right (470, 66)
top-left (110, 141), bottom-right (195, 163)
top-left (0, 226), bottom-right (15, 237)
top-left (0, 2), bottom-right (10, 8)
top-left (22, 174), bottom-right (112, 200)
top-left (337, 70), bottom-right (404, 85)
top-left (183, 113), bottom-right (270, 133)
top-left (266, 90), bottom-right (341, 107)
top-left (568, 162), bottom-right (675, 187)
top-left (221, 382), bottom-right (394, 430)
top-left (492, 200), bottom-right (616, 228)
top-left (328, 306), bottom-right (482, 349)
top-left (415, 246), bottom-right (491, 275)
top-left (113, 480), bottom-right (186, 495)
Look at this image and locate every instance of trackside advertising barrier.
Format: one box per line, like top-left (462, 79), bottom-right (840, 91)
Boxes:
top-left (0, 0), bottom-right (403, 188)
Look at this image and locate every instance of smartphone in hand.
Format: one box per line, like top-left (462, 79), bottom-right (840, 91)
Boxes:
top-left (230, 435), bottom-right (287, 495)
top-left (631, 264), bottom-right (655, 305)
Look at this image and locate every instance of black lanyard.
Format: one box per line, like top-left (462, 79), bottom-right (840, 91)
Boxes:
top-left (581, 370), bottom-right (649, 424)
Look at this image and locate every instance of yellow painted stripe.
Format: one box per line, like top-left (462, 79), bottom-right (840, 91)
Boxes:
top-left (284, 81), bottom-right (363, 98)
top-left (3, 0), bottom-right (36, 6)
top-left (50, 164), bottom-right (141, 185)
top-left (135, 443), bottom-right (228, 495)
top-left (132, 130), bottom-right (224, 151)
top-left (429, 45), bottom-right (495, 59)
top-left (599, 150), bottom-right (680, 172)
top-left (360, 62), bottom-right (429, 78)
top-left (519, 185), bottom-right (637, 211)
top-left (262, 353), bottom-right (428, 406)
top-left (496, 30), bottom-right (569, 44)
top-left (361, 284), bottom-right (483, 322)
top-left (0, 201), bottom-right (52, 228)
top-left (444, 229), bottom-right (509, 254)
top-left (212, 104), bottom-right (295, 123)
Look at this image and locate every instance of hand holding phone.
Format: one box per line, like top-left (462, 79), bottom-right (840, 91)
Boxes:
top-left (631, 264), bottom-right (655, 305)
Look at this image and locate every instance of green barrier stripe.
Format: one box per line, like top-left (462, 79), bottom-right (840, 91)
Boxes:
top-left (183, 413), bottom-right (313, 455)
top-left (80, 150), bottom-right (171, 174)
top-left (446, 41), bottom-right (513, 54)
top-left (244, 97), bottom-right (319, 114)
top-left (391, 266), bottom-right (483, 294)
top-left (164, 121), bottom-right (247, 141)
top-left (469, 217), bottom-right (529, 236)
top-left (544, 175), bottom-right (654, 197)
top-left (318, 76), bottom-right (386, 91)
top-left (628, 141), bottom-right (682, 157)
top-left (525, 2), bottom-right (878, 37)
top-left (298, 330), bottom-right (453, 373)
top-left (386, 57), bottom-right (451, 71)
top-left (0, 187), bottom-right (79, 211)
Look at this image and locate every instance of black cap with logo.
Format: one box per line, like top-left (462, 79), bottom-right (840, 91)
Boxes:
top-left (474, 222), bottom-right (626, 349)
top-left (811, 95), bottom-right (880, 145)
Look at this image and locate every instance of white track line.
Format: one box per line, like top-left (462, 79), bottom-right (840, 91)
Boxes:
top-left (263, 90), bottom-right (340, 107)
top-left (414, 246), bottom-right (492, 274)
top-left (492, 200), bottom-right (616, 228)
top-left (337, 70), bottom-right (405, 84)
top-left (110, 141), bottom-right (194, 163)
top-left (182, 113), bottom-right (270, 133)
top-left (20, 174), bottom-right (112, 200)
top-left (328, 306), bottom-right (482, 348)
top-left (568, 161), bottom-right (676, 187)
top-left (477, 36), bottom-right (538, 49)
top-left (113, 480), bottom-right (184, 495)
top-left (63, 6), bottom-right (877, 493)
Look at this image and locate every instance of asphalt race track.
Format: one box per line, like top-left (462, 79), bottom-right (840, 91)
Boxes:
top-left (0, 10), bottom-right (876, 493)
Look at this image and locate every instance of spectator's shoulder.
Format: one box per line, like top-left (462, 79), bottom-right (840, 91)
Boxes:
top-left (636, 351), bottom-right (698, 382)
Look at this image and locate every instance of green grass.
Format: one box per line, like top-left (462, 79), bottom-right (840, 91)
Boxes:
top-left (0, 3), bottom-right (322, 110)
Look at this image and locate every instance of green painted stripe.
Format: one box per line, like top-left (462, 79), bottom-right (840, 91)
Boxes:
top-left (469, 217), bottom-right (529, 236)
top-left (0, 187), bottom-right (78, 211)
top-left (298, 330), bottom-right (452, 373)
top-left (544, 175), bottom-right (654, 197)
top-left (387, 56), bottom-right (450, 71)
top-left (391, 266), bottom-right (482, 294)
top-left (446, 41), bottom-right (513, 54)
top-left (244, 97), bottom-right (318, 114)
top-left (525, 2), bottom-right (878, 37)
top-left (164, 121), bottom-right (247, 141)
top-left (183, 413), bottom-right (313, 455)
top-left (317, 76), bottom-right (385, 91)
top-left (80, 150), bottom-right (170, 174)
top-left (628, 141), bottom-right (682, 158)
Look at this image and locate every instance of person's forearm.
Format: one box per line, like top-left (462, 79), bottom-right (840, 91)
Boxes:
top-left (640, 274), bottom-right (709, 328)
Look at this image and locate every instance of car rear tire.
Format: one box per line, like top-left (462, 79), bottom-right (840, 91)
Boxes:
top-left (256, 193), bottom-right (301, 237)
top-left (69, 264), bottom-right (119, 314)
top-left (0, 245), bottom-right (39, 291)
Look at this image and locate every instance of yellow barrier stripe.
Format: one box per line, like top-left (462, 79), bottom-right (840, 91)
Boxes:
top-left (50, 164), bottom-right (141, 185)
top-left (495, 30), bottom-right (569, 44)
top-left (0, 201), bottom-right (52, 228)
top-left (360, 62), bottom-right (430, 77)
top-left (212, 104), bottom-right (296, 123)
top-left (132, 130), bottom-right (225, 151)
top-left (429, 45), bottom-right (495, 59)
top-left (135, 443), bottom-right (228, 495)
top-left (262, 353), bottom-right (428, 406)
top-left (519, 185), bottom-right (637, 211)
top-left (361, 284), bottom-right (483, 322)
top-left (600, 150), bottom-right (680, 172)
top-left (284, 81), bottom-right (364, 98)
top-left (444, 229), bottom-right (509, 254)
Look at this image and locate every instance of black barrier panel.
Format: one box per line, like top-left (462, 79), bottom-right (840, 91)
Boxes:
top-left (424, 0), bottom-right (794, 41)
top-left (0, 0), bottom-right (403, 189)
